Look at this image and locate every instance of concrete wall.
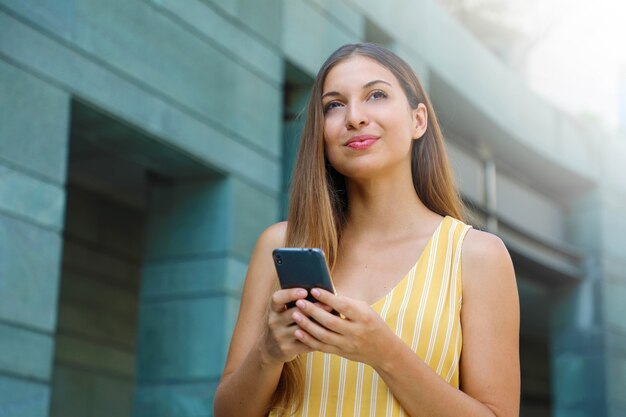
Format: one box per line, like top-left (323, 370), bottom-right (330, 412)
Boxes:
top-left (0, 57), bottom-right (68, 416)
top-left (599, 145), bottom-right (626, 416)
top-left (135, 176), bottom-right (277, 416)
top-left (0, 0), bottom-right (281, 194)
top-left (50, 185), bottom-right (143, 417)
top-left (1, 0), bottom-right (625, 416)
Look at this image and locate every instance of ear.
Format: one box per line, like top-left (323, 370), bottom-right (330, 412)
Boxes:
top-left (412, 103), bottom-right (428, 140)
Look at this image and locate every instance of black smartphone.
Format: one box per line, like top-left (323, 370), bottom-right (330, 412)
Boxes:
top-left (272, 248), bottom-right (337, 310)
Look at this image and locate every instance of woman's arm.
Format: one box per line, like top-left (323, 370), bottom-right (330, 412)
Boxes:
top-left (291, 229), bottom-right (520, 417)
top-left (213, 222), bottom-right (311, 417)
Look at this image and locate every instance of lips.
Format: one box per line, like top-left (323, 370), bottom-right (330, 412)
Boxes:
top-left (345, 135), bottom-right (379, 150)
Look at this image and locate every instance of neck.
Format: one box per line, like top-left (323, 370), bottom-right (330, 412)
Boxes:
top-left (342, 168), bottom-right (440, 239)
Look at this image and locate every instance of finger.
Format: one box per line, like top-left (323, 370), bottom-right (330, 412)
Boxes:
top-left (270, 288), bottom-right (308, 312)
top-left (314, 302), bottom-right (334, 313)
top-left (266, 318), bottom-right (312, 346)
top-left (292, 339), bottom-right (314, 354)
top-left (277, 306), bottom-right (304, 326)
top-left (294, 328), bottom-right (337, 354)
top-left (269, 303), bottom-right (309, 328)
top-left (267, 332), bottom-right (313, 361)
top-left (310, 288), bottom-right (354, 319)
top-left (284, 337), bottom-right (314, 355)
top-left (296, 299), bottom-right (348, 335)
top-left (293, 310), bottom-right (341, 346)
top-left (268, 309), bottom-right (297, 333)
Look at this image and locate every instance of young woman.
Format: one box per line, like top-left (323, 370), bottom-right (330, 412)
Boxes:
top-left (214, 43), bottom-right (520, 417)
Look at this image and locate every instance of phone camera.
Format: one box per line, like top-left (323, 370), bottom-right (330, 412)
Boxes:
top-left (275, 255), bottom-right (282, 265)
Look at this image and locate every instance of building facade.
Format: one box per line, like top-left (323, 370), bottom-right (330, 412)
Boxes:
top-left (0, 0), bottom-right (625, 416)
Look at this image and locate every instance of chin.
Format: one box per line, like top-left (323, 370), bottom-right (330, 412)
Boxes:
top-left (333, 162), bottom-right (385, 180)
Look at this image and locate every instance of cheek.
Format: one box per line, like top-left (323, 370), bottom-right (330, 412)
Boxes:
top-left (323, 116), bottom-right (342, 141)
top-left (323, 136), bottom-right (339, 164)
top-left (323, 124), bottom-right (345, 166)
top-left (322, 134), bottom-right (344, 171)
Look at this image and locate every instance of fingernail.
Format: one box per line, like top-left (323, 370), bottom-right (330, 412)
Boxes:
top-left (293, 312), bottom-right (302, 322)
top-left (296, 300), bottom-right (306, 309)
top-left (311, 289), bottom-right (320, 297)
top-left (297, 289), bottom-right (307, 297)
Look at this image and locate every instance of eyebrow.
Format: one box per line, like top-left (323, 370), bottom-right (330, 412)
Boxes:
top-left (322, 79), bottom-right (392, 100)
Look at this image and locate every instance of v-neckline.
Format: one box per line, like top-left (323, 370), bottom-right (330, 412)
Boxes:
top-left (369, 216), bottom-right (449, 310)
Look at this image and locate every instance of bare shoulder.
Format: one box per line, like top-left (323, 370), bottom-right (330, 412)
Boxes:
top-left (463, 228), bottom-right (510, 262)
top-left (256, 221), bottom-right (288, 250)
top-left (246, 220), bottom-right (288, 288)
top-left (461, 228), bottom-right (517, 296)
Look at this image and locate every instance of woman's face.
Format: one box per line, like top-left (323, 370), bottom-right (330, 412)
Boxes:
top-left (321, 55), bottom-right (427, 180)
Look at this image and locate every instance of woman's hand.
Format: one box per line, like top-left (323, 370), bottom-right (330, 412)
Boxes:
top-left (261, 288), bottom-right (335, 364)
top-left (290, 288), bottom-right (397, 367)
top-left (260, 288), bottom-right (312, 364)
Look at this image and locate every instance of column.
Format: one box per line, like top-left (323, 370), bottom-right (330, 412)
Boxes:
top-left (551, 190), bottom-right (607, 417)
top-left (134, 176), bottom-right (279, 416)
top-left (0, 61), bottom-right (69, 416)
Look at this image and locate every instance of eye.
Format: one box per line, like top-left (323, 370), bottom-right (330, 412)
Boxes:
top-left (369, 90), bottom-right (388, 101)
top-left (323, 101), bottom-right (343, 114)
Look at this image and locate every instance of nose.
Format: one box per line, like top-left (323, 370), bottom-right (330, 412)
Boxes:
top-left (345, 102), bottom-right (368, 129)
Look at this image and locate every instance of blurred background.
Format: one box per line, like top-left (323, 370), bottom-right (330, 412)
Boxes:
top-left (0, 0), bottom-right (625, 416)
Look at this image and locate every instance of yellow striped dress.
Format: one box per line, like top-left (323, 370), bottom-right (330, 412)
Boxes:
top-left (273, 215), bottom-right (472, 417)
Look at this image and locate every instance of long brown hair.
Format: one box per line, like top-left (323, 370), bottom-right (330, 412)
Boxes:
top-left (270, 43), bottom-right (465, 415)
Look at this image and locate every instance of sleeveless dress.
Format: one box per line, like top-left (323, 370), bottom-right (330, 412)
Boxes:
top-left (273, 216), bottom-right (472, 417)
